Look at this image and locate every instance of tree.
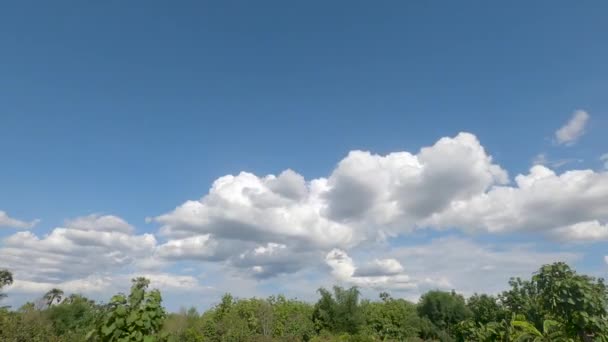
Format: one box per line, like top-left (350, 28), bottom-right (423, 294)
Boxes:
top-left (43, 288), bottom-right (65, 308)
top-left (360, 293), bottom-right (421, 340)
top-left (46, 294), bottom-right (99, 339)
top-left (89, 277), bottom-right (167, 341)
top-left (467, 293), bottom-right (506, 325)
top-left (417, 290), bottom-right (471, 336)
top-left (313, 286), bottom-right (364, 335)
top-left (532, 262), bottom-right (608, 341)
top-left (499, 277), bottom-right (545, 330)
top-left (0, 269), bottom-right (13, 302)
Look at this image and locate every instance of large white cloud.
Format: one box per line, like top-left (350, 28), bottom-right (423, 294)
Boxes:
top-left (0, 210), bottom-right (39, 229)
top-left (555, 110), bottom-right (589, 145)
top-left (150, 132), bottom-right (608, 280)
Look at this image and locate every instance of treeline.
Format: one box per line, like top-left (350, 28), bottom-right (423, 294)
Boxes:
top-left (0, 262), bottom-right (607, 341)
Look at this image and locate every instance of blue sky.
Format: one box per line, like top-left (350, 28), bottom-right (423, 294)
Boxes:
top-left (1, 1), bottom-right (607, 310)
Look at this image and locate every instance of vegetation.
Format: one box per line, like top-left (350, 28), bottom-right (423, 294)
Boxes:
top-left (0, 262), bottom-right (606, 341)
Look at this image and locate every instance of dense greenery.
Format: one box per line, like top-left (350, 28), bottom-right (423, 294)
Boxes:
top-left (0, 262), bottom-right (606, 341)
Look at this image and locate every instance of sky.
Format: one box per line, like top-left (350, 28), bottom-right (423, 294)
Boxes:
top-left (1, 1), bottom-right (607, 311)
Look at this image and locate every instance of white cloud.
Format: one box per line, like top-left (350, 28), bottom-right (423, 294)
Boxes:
top-left (423, 165), bottom-right (608, 237)
top-left (0, 210), bottom-right (39, 229)
top-left (0, 215), bottom-right (156, 285)
top-left (354, 258), bottom-right (404, 277)
top-left (532, 153), bottom-right (581, 168)
top-left (325, 249), bottom-right (415, 290)
top-left (550, 221), bottom-right (608, 242)
top-left (8, 274), bottom-right (113, 294)
top-left (129, 273), bottom-right (204, 291)
top-left (156, 234), bottom-right (221, 261)
top-left (147, 132), bottom-right (608, 281)
top-left (555, 110), bottom-right (590, 145)
top-left (65, 214), bottom-right (134, 233)
top-left (152, 133), bottom-right (512, 278)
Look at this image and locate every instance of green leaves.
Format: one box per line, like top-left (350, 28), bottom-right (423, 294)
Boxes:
top-left (90, 277), bottom-right (167, 342)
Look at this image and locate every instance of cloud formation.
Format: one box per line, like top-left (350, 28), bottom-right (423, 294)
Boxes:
top-left (2, 132), bottom-right (607, 300)
top-left (0, 210), bottom-right (39, 229)
top-left (555, 110), bottom-right (589, 145)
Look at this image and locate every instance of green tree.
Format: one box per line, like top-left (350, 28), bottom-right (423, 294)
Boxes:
top-left (499, 277), bottom-right (545, 330)
top-left (532, 262), bottom-right (608, 341)
top-left (270, 295), bottom-right (315, 340)
top-left (46, 294), bottom-right (99, 340)
top-left (467, 293), bottom-right (506, 325)
top-left (417, 290), bottom-right (471, 336)
top-left (360, 292), bottom-right (421, 340)
top-left (313, 286), bottom-right (364, 335)
top-left (0, 269), bottom-right (13, 302)
top-left (43, 288), bottom-right (64, 308)
top-left (89, 277), bottom-right (167, 342)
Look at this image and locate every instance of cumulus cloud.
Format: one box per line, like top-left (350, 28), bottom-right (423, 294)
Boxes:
top-left (555, 110), bottom-right (589, 145)
top-left (0, 210), bottom-right (39, 229)
top-left (147, 132), bottom-right (608, 280)
top-left (325, 249), bottom-right (415, 290)
top-left (423, 165), bottom-right (608, 237)
top-left (0, 215), bottom-right (156, 287)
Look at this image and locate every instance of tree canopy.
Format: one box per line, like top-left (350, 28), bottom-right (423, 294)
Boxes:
top-left (0, 262), bottom-right (607, 341)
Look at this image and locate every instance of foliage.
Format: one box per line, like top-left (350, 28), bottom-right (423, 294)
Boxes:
top-left (0, 269), bottom-right (13, 302)
top-left (313, 286), bottom-right (364, 335)
top-left (46, 294), bottom-right (100, 340)
top-left (532, 262), bottom-right (608, 341)
top-left (89, 277), bottom-right (167, 342)
top-left (360, 292), bottom-right (421, 340)
top-left (467, 293), bottom-right (506, 325)
top-left (0, 262), bottom-right (607, 342)
top-left (417, 290), bottom-right (471, 335)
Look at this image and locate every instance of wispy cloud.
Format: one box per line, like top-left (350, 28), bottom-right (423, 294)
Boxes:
top-left (555, 110), bottom-right (590, 145)
top-left (0, 211), bottom-right (39, 229)
top-left (601, 154), bottom-right (608, 169)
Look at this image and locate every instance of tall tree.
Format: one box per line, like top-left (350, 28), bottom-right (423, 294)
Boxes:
top-left (0, 269), bottom-right (13, 302)
top-left (43, 288), bottom-right (64, 308)
top-left (313, 286), bottom-right (364, 335)
top-left (417, 290), bottom-right (472, 335)
top-left (467, 293), bottom-right (506, 325)
top-left (533, 262), bottom-right (608, 341)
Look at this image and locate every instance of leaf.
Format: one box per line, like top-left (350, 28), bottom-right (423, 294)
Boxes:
top-left (102, 323), bottom-right (116, 336)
